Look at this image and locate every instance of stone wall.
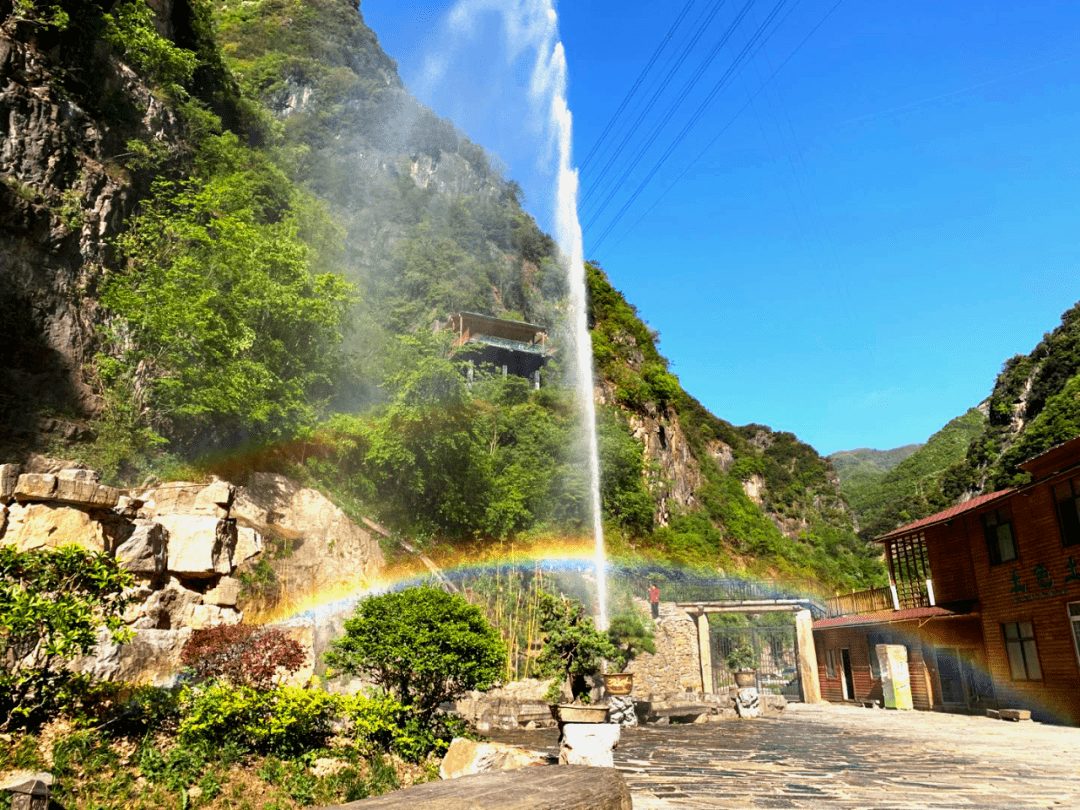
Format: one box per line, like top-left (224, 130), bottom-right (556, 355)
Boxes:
top-left (623, 602), bottom-right (703, 698)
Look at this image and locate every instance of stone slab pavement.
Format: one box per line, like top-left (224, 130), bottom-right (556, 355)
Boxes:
top-left (488, 702), bottom-right (1080, 809)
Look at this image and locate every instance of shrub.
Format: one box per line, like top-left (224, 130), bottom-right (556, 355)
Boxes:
top-left (324, 587), bottom-right (505, 719)
top-left (606, 613), bottom-right (656, 672)
top-left (178, 682), bottom-right (336, 756)
top-left (180, 623), bottom-right (306, 688)
top-left (0, 545), bottom-right (133, 731)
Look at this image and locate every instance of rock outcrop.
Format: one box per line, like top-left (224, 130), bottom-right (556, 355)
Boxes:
top-left (0, 462), bottom-right (384, 685)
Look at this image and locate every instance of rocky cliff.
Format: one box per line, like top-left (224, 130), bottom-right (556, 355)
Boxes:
top-left (0, 458), bottom-right (383, 683)
top-left (0, 28), bottom-right (180, 453)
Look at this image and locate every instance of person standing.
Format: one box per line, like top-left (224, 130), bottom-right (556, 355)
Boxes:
top-left (648, 582), bottom-right (660, 619)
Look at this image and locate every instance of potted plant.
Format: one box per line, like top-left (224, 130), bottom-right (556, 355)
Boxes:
top-left (603, 613), bottom-right (657, 696)
top-left (537, 592), bottom-right (616, 721)
top-left (725, 640), bottom-right (757, 688)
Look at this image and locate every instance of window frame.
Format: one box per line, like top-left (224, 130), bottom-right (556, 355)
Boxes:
top-left (1069, 603), bottom-right (1080, 669)
top-left (824, 648), bottom-right (837, 679)
top-left (1053, 476), bottom-right (1080, 548)
top-left (1002, 620), bottom-right (1042, 681)
top-left (982, 504), bottom-right (1019, 566)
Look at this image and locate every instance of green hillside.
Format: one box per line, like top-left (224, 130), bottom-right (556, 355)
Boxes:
top-left (845, 409), bottom-right (986, 539)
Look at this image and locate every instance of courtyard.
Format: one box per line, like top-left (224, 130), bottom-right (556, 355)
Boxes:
top-left (491, 702), bottom-right (1080, 809)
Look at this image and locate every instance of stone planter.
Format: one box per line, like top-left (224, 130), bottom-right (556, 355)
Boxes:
top-left (603, 672), bottom-right (633, 696)
top-left (553, 704), bottom-right (610, 723)
top-left (733, 669), bottom-right (757, 689)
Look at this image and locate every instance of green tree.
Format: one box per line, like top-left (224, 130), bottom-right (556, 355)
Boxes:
top-left (606, 613), bottom-right (656, 672)
top-left (0, 545), bottom-right (133, 731)
top-left (536, 591), bottom-right (616, 703)
top-left (105, 132), bottom-right (351, 453)
top-left (324, 587), bottom-right (505, 718)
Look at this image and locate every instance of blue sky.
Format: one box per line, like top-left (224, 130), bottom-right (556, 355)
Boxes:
top-left (361, 0), bottom-right (1080, 455)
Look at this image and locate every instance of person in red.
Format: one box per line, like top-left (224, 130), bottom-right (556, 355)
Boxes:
top-left (648, 582), bottom-right (660, 619)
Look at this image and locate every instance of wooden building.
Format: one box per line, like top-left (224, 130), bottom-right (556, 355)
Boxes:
top-left (814, 434), bottom-right (1080, 723)
top-left (446, 312), bottom-right (554, 388)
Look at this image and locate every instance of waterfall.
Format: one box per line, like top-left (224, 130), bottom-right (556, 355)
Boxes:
top-left (419, 0), bottom-right (607, 627)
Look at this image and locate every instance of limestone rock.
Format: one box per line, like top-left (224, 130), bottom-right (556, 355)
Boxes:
top-left (1, 502), bottom-right (107, 552)
top-left (234, 526), bottom-right (262, 565)
top-left (13, 473), bottom-right (56, 501)
top-left (138, 579), bottom-right (202, 630)
top-left (203, 576), bottom-right (241, 607)
top-left (113, 519), bottom-right (167, 575)
top-left (0, 463), bottom-right (19, 503)
top-left (158, 514), bottom-right (237, 576)
top-left (53, 476), bottom-right (119, 508)
top-left (188, 603), bottom-right (241, 630)
top-left (57, 468), bottom-right (100, 483)
top-left (236, 472), bottom-right (384, 598)
top-left (558, 723), bottom-right (620, 768)
top-left (439, 738), bottom-right (548, 779)
top-left (74, 627), bottom-right (193, 686)
top-left (0, 503), bottom-right (7, 536)
top-left (140, 480), bottom-right (234, 519)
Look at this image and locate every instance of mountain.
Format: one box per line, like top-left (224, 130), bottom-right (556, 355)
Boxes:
top-left (834, 301), bottom-right (1080, 540)
top-left (0, 0), bottom-right (879, 589)
top-left (835, 410), bottom-right (986, 539)
top-left (829, 445), bottom-right (923, 484)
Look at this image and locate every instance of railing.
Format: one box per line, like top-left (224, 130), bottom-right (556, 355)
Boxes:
top-left (824, 586), bottom-right (894, 617)
top-left (824, 579), bottom-right (935, 617)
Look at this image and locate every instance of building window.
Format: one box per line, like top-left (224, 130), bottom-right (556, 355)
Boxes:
top-left (1069, 603), bottom-right (1080, 668)
top-left (1002, 621), bottom-right (1041, 681)
top-left (1053, 477), bottom-right (1080, 548)
top-left (982, 505), bottom-right (1018, 565)
top-left (825, 649), bottom-right (837, 679)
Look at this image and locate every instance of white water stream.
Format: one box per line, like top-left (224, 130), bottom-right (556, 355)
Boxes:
top-left (420, 0), bottom-right (607, 628)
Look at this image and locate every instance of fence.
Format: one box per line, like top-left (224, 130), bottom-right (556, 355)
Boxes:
top-left (710, 625), bottom-right (801, 699)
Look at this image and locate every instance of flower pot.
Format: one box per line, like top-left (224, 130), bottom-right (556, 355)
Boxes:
top-left (733, 669), bottom-right (757, 689)
top-left (555, 703), bottom-right (610, 723)
top-left (604, 672), bottom-right (634, 696)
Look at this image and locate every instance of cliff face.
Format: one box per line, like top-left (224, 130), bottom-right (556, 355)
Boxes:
top-left (0, 24), bottom-right (179, 454)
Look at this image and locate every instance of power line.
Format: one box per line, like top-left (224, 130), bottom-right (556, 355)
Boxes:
top-left (579, 0), bottom-right (699, 172)
top-left (582, 0), bottom-right (757, 233)
top-left (579, 0), bottom-right (732, 210)
top-left (596, 0), bottom-right (843, 258)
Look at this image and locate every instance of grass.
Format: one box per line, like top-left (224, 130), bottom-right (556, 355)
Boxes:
top-left (0, 725), bottom-right (430, 810)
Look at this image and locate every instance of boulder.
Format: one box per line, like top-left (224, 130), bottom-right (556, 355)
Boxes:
top-left (203, 576), bottom-right (241, 607)
top-left (0, 463), bottom-right (19, 503)
top-left (440, 738), bottom-right (549, 779)
top-left (188, 603), bottom-right (242, 630)
top-left (234, 526), bottom-right (262, 565)
top-left (74, 627), bottom-right (193, 686)
top-left (53, 476), bottom-right (120, 508)
top-left (113, 519), bottom-right (167, 575)
top-left (558, 723), bottom-right (620, 768)
top-left (158, 514), bottom-right (237, 576)
top-left (0, 502), bottom-right (107, 552)
top-left (57, 468), bottom-right (100, 483)
top-left (140, 480), bottom-right (234, 519)
top-left (137, 578), bottom-right (203, 630)
top-left (13, 473), bottom-right (56, 501)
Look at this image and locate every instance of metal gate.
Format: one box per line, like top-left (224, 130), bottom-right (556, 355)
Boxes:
top-left (711, 625), bottom-right (801, 700)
